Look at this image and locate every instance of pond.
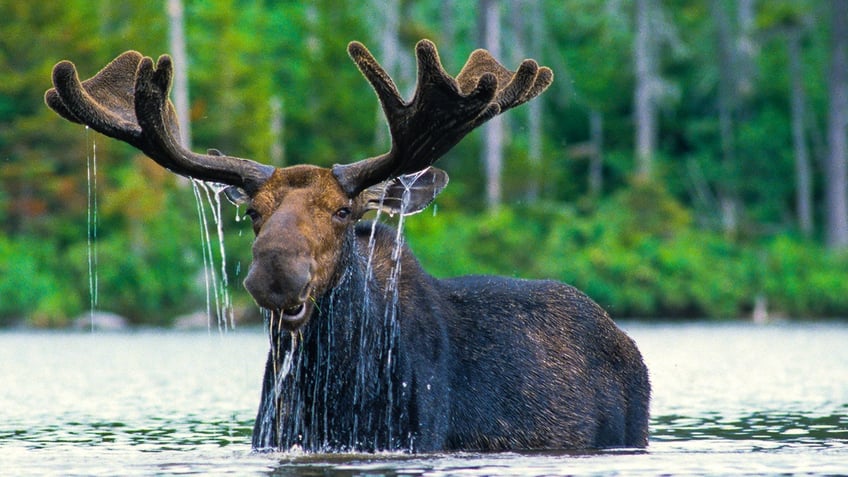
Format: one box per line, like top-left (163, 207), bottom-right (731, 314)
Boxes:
top-left (1, 321), bottom-right (847, 475)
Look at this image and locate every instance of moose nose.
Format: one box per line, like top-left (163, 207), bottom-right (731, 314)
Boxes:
top-left (243, 252), bottom-right (314, 311)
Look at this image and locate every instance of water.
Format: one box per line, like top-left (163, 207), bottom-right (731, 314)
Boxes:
top-left (1, 322), bottom-right (847, 475)
top-left (191, 179), bottom-right (235, 331)
top-left (85, 127), bottom-right (99, 329)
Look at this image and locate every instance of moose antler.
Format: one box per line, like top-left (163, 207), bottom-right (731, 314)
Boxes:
top-left (45, 51), bottom-right (274, 194)
top-left (332, 39), bottom-right (553, 196)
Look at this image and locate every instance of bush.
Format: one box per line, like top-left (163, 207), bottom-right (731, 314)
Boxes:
top-left (762, 236), bottom-right (848, 317)
top-left (405, 190), bottom-right (848, 320)
top-left (4, 178), bottom-right (847, 327)
top-left (0, 236), bottom-right (80, 327)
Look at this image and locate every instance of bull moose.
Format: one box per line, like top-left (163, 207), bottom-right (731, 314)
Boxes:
top-left (45, 39), bottom-right (650, 452)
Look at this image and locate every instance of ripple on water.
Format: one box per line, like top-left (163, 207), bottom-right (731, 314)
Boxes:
top-left (652, 409), bottom-right (848, 450)
top-left (3, 324), bottom-right (848, 475)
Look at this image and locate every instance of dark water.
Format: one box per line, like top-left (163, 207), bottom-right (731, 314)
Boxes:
top-left (1, 322), bottom-right (846, 476)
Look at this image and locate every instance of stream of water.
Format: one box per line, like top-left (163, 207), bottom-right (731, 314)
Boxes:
top-left (1, 321), bottom-right (846, 475)
top-left (190, 179), bottom-right (235, 331)
top-left (85, 127), bottom-right (99, 330)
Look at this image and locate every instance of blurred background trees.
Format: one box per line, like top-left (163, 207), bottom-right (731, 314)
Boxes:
top-left (2, 0), bottom-right (847, 326)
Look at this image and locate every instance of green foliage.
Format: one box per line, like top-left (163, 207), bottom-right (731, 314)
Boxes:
top-left (0, 236), bottom-right (79, 327)
top-left (407, 191), bottom-right (848, 319)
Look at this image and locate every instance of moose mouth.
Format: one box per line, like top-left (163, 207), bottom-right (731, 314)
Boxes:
top-left (272, 300), bottom-right (312, 332)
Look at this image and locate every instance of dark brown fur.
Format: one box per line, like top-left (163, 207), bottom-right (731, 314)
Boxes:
top-left (250, 214), bottom-right (650, 452)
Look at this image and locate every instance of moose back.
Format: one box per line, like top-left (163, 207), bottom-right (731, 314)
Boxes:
top-left (45, 39), bottom-right (650, 452)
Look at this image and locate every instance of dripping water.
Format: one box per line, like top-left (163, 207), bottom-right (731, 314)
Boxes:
top-left (382, 169), bottom-right (428, 445)
top-left (270, 316), bottom-right (298, 401)
top-left (85, 127), bottom-right (99, 331)
top-left (260, 170), bottom-right (436, 451)
top-left (356, 170), bottom-right (425, 447)
top-left (190, 180), bottom-right (235, 332)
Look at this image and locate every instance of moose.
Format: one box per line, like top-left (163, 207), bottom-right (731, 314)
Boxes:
top-left (46, 39), bottom-right (650, 452)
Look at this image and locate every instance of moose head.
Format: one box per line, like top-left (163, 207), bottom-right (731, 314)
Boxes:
top-left (45, 40), bottom-right (552, 331)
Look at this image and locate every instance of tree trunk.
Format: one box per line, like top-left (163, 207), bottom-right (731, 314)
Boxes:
top-left (481, 0), bottom-right (503, 209)
top-left (167, 0), bottom-right (191, 149)
top-left (633, 0), bottom-right (657, 180)
top-left (270, 96), bottom-right (285, 166)
top-left (712, 0), bottom-right (739, 237)
top-left (787, 28), bottom-right (813, 237)
top-left (375, 0), bottom-right (400, 151)
top-left (589, 109), bottom-right (604, 197)
top-left (505, 0), bottom-right (544, 201)
top-left (441, 0), bottom-right (456, 59)
top-left (526, 0), bottom-right (544, 201)
top-left (736, 0), bottom-right (756, 99)
top-left (826, 0), bottom-right (848, 248)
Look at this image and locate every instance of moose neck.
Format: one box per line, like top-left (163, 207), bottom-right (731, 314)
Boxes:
top-left (253, 221), bottom-right (418, 452)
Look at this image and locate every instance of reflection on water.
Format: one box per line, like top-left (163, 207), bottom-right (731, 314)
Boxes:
top-left (1, 322), bottom-right (847, 476)
top-left (7, 416), bottom-right (254, 449)
top-left (654, 410), bottom-right (848, 444)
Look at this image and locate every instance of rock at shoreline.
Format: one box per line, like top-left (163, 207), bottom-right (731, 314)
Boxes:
top-left (72, 311), bottom-right (129, 331)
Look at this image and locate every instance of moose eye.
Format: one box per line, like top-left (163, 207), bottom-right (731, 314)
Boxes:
top-left (333, 207), bottom-right (352, 222)
top-left (245, 208), bottom-right (261, 222)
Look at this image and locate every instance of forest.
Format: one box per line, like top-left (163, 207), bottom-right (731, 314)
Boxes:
top-left (2, 0), bottom-right (848, 327)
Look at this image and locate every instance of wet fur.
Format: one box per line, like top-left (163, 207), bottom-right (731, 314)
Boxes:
top-left (252, 221), bottom-right (650, 452)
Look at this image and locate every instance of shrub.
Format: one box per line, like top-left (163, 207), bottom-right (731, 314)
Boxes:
top-left (0, 236), bottom-right (80, 327)
top-left (405, 193), bottom-right (848, 319)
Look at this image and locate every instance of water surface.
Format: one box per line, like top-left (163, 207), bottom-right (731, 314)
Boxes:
top-left (1, 322), bottom-right (846, 475)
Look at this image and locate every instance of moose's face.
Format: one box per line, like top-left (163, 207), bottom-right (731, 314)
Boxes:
top-left (239, 165), bottom-right (353, 330)
top-left (236, 165), bottom-right (448, 331)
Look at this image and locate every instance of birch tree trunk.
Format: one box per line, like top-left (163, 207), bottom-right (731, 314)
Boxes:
top-left (787, 28), bottom-right (813, 237)
top-left (736, 0), bottom-right (756, 99)
top-left (505, 0), bottom-right (544, 201)
top-left (441, 0), bottom-right (456, 55)
top-left (167, 0), bottom-right (191, 149)
top-left (826, 0), bottom-right (848, 249)
top-left (712, 0), bottom-right (738, 237)
top-left (526, 0), bottom-right (544, 201)
top-left (375, 0), bottom-right (400, 151)
top-left (481, 0), bottom-right (503, 209)
top-left (589, 109), bottom-right (604, 197)
top-left (634, 0), bottom-right (657, 181)
top-left (270, 96), bottom-right (285, 166)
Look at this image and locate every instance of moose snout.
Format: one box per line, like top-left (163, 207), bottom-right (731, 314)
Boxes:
top-left (243, 252), bottom-right (314, 311)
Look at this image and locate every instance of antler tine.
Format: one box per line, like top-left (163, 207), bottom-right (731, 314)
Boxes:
top-left (346, 41), bottom-right (406, 118)
top-left (457, 50), bottom-right (554, 115)
top-left (46, 51), bottom-right (144, 143)
top-left (45, 51), bottom-right (274, 194)
top-left (332, 39), bottom-right (553, 197)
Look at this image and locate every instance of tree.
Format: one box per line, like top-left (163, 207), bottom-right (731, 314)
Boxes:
top-left (633, 0), bottom-right (659, 180)
top-left (711, 0), bottom-right (740, 236)
top-left (168, 0), bottom-right (191, 149)
top-left (480, 0), bottom-right (504, 209)
top-left (497, 0), bottom-right (547, 201)
top-left (826, 0), bottom-right (848, 249)
top-left (787, 25), bottom-right (814, 236)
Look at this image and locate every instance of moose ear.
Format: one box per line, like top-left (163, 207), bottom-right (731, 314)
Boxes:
top-left (223, 186), bottom-right (251, 205)
top-left (362, 167), bottom-right (449, 217)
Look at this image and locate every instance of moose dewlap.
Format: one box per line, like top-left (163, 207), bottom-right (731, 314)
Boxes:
top-left (46, 39), bottom-right (650, 452)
